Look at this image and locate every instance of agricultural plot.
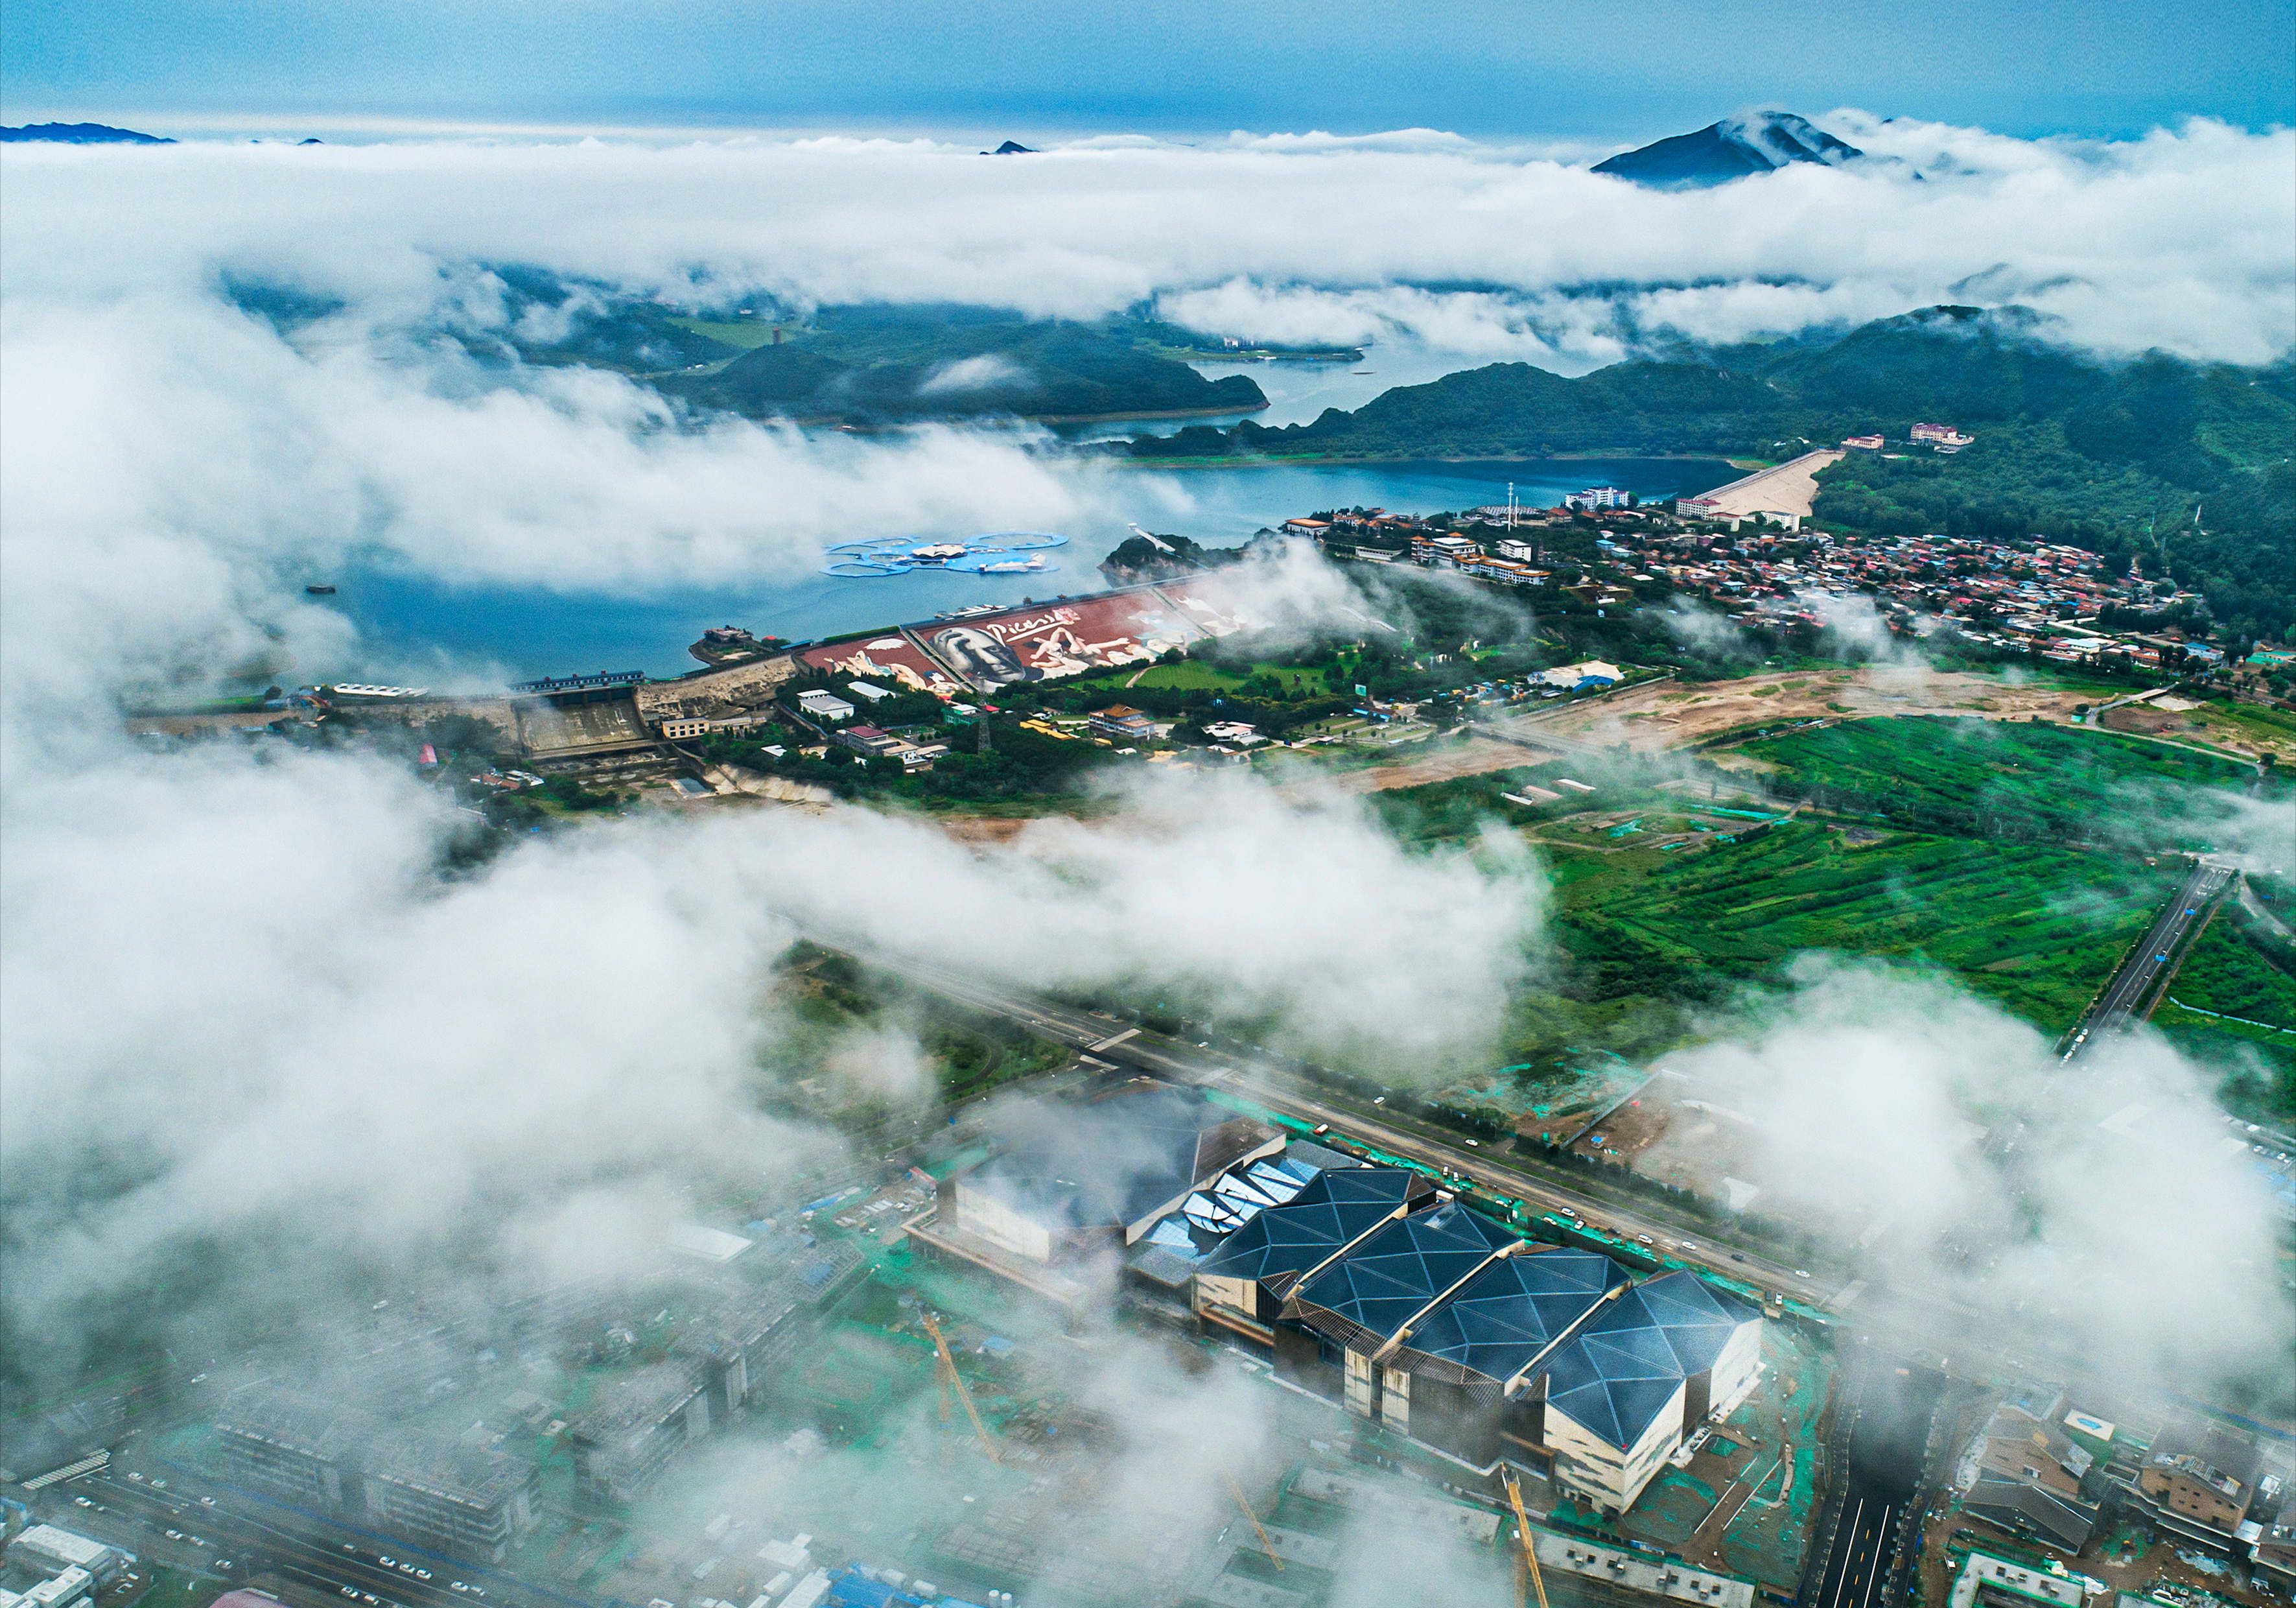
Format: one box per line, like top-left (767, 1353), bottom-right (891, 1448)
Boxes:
top-left (1546, 821), bottom-right (2184, 1034)
top-left (1738, 715), bottom-right (2273, 842)
top-left (1062, 656), bottom-right (1335, 696)
top-left (2152, 910), bottom-right (2296, 1118)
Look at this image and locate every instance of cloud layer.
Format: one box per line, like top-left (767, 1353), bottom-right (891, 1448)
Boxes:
top-left (7, 113), bottom-right (2290, 363)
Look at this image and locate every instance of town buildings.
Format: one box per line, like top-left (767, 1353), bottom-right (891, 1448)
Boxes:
top-left (568, 1362), bottom-right (716, 1504)
top-left (1278, 496), bottom-right (2232, 676)
top-left (0, 1528), bottom-right (129, 1608)
top-left (1960, 1383), bottom-right (2108, 1552)
top-left (210, 1389), bottom-right (540, 1563)
top-left (2124, 1416), bottom-right (2267, 1558)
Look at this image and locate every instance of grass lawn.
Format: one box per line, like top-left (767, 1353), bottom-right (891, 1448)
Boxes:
top-left (665, 315), bottom-right (782, 349)
top-left (1741, 715), bottom-right (2271, 839)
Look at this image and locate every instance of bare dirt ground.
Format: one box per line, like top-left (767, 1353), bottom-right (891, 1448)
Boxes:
top-left (1689, 448), bottom-right (1844, 519)
top-left (1630, 1095), bottom-right (1768, 1201)
top-left (1315, 735), bottom-right (1546, 794)
top-left (124, 709), bottom-right (294, 737)
top-left (1571, 1094), bottom-right (1672, 1160)
top-left (1528, 665), bottom-right (2113, 753)
top-left (2103, 699), bottom-right (2296, 764)
top-left (935, 813), bottom-right (1070, 845)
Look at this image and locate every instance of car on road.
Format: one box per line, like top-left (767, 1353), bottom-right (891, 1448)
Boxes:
top-left (1730, 1253), bottom-right (1746, 1262)
top-left (1464, 1138), bottom-right (1480, 1147)
top-left (1794, 1269), bottom-right (1811, 1279)
top-left (166, 1531), bottom-right (182, 1541)
top-left (343, 1589), bottom-right (358, 1598)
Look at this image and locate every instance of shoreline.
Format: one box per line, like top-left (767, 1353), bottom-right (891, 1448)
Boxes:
top-left (1105, 447), bottom-right (1745, 471)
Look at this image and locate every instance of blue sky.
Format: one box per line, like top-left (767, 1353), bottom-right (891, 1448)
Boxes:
top-left (3, 0), bottom-right (2291, 141)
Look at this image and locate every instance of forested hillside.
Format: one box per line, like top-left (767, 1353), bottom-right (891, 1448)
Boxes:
top-left (1129, 305), bottom-right (2295, 637)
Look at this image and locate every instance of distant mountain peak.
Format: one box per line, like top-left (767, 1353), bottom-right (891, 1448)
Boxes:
top-left (984, 139), bottom-right (1036, 155)
top-left (1592, 110), bottom-right (1860, 189)
top-left (0, 121), bottom-right (172, 145)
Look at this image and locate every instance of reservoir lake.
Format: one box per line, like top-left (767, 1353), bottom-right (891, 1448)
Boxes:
top-left (325, 455), bottom-right (1735, 684)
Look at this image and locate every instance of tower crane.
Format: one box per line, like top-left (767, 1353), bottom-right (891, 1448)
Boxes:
top-left (1222, 1471), bottom-right (1284, 1572)
top-left (1503, 1470), bottom-right (1552, 1608)
top-left (919, 1313), bottom-right (999, 1463)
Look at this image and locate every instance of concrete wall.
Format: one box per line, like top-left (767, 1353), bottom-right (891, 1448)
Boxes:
top-left (1705, 1319), bottom-right (1764, 1420)
top-left (952, 1184), bottom-right (1054, 1263)
top-left (1547, 1380), bottom-right (1685, 1512)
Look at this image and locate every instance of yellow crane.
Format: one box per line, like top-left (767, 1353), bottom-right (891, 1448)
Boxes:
top-left (1223, 1472), bottom-right (1283, 1572)
top-left (919, 1313), bottom-right (999, 1463)
top-left (1503, 1470), bottom-right (1551, 1608)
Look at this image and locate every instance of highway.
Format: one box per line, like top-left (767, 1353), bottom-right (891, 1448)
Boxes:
top-left (2061, 860), bottom-right (2234, 1063)
top-left (60, 1463), bottom-right (562, 1608)
top-left (1802, 1350), bottom-right (1944, 1608)
top-left (889, 958), bottom-right (1827, 1306)
top-left (883, 953), bottom-right (2238, 1402)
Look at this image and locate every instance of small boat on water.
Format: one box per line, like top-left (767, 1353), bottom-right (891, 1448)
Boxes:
top-left (305, 583), bottom-right (337, 595)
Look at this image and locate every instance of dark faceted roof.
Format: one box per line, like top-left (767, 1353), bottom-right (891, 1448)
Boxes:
top-left (1397, 1247), bottom-right (1629, 1386)
top-left (968, 1079), bottom-right (1274, 1233)
top-left (1195, 1165), bottom-right (1429, 1292)
top-left (1543, 1323), bottom-right (1687, 1450)
top-left (1287, 1201), bottom-right (1515, 1350)
top-left (1632, 1270), bottom-right (1763, 1374)
top-left (1542, 1272), bottom-right (1759, 1448)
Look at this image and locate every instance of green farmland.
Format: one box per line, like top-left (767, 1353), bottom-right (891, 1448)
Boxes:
top-left (1739, 716), bottom-right (2271, 842)
top-left (1531, 820), bottom-right (2183, 1043)
top-left (1060, 656), bottom-right (1341, 697)
top-left (2155, 909), bottom-right (2296, 1118)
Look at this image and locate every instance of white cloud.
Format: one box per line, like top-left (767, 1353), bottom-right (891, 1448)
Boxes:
top-left (1669, 958), bottom-right (2291, 1391)
top-left (1, 115), bottom-right (2287, 361)
top-left (0, 737), bottom-right (1542, 1360)
top-left (915, 351), bottom-right (1031, 394)
top-left (0, 294), bottom-right (1107, 716)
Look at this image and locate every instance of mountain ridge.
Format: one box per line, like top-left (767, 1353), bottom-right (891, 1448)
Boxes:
top-left (1, 121), bottom-right (172, 144)
top-left (1593, 110), bottom-right (1862, 188)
